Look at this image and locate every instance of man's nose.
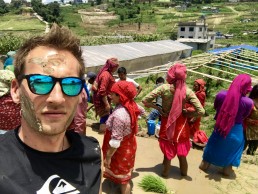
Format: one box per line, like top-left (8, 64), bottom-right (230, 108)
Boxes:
top-left (46, 82), bottom-right (65, 103)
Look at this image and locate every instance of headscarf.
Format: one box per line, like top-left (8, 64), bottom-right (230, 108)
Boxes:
top-left (95, 58), bottom-right (119, 84)
top-left (166, 63), bottom-right (187, 140)
top-left (111, 81), bottom-right (140, 135)
top-left (195, 79), bottom-right (206, 93)
top-left (195, 79), bottom-right (206, 106)
top-left (0, 70), bottom-right (15, 97)
top-left (215, 74), bottom-right (252, 138)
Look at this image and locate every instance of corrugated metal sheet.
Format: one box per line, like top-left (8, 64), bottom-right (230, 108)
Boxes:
top-left (81, 40), bottom-right (192, 71)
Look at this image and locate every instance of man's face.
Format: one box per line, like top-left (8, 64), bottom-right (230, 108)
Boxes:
top-left (118, 72), bottom-right (126, 80)
top-left (12, 46), bottom-right (81, 135)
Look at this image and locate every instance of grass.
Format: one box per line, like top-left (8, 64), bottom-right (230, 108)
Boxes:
top-left (0, 14), bottom-right (45, 32)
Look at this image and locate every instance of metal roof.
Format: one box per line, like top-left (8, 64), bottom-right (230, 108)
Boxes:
top-left (208, 44), bottom-right (258, 54)
top-left (81, 40), bottom-right (192, 68)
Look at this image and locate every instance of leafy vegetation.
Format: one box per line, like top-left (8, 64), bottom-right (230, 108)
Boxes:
top-left (31, 0), bottom-right (62, 23)
top-left (0, 33), bottom-right (25, 54)
top-left (0, 0), bottom-right (8, 15)
top-left (138, 175), bottom-right (172, 193)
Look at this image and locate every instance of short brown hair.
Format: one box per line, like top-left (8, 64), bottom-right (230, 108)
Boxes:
top-left (14, 24), bottom-right (85, 81)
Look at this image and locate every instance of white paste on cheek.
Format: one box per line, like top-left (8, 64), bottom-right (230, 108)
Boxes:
top-left (20, 94), bottom-right (43, 132)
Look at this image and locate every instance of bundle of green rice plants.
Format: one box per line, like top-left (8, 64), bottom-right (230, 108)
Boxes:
top-left (138, 175), bottom-right (173, 193)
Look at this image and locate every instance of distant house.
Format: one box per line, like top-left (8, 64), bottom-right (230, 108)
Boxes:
top-left (177, 21), bottom-right (216, 51)
top-left (175, 4), bottom-right (187, 12)
top-left (201, 6), bottom-right (219, 13)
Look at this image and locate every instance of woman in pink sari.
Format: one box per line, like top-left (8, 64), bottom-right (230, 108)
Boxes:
top-left (199, 74), bottom-right (253, 176)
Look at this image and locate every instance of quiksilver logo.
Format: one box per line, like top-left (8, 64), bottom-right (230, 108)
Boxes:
top-left (37, 174), bottom-right (80, 194)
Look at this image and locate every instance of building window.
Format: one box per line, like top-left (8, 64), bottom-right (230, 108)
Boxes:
top-left (189, 27), bottom-right (194, 32)
top-left (180, 36), bottom-right (184, 38)
top-left (198, 36), bottom-right (202, 39)
top-left (210, 44), bottom-right (213, 48)
top-left (188, 36), bottom-right (193, 38)
top-left (181, 27), bottom-right (185, 31)
top-left (199, 27), bottom-right (202, 32)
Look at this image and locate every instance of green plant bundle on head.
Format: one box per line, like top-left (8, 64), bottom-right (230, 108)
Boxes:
top-left (138, 175), bottom-right (172, 193)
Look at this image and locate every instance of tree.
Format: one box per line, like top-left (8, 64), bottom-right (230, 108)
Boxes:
top-left (0, 0), bottom-right (8, 15)
top-left (11, 0), bottom-right (23, 9)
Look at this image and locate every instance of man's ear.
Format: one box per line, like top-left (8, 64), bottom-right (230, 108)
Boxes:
top-left (11, 79), bottom-right (21, 104)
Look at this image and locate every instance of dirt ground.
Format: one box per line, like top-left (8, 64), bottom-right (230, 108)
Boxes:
top-left (86, 119), bottom-right (258, 194)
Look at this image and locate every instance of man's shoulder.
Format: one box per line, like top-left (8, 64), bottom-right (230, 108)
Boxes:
top-left (0, 130), bottom-right (18, 156)
top-left (0, 130), bottom-right (15, 143)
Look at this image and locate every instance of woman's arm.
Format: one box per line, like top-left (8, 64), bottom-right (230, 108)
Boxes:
top-left (142, 85), bottom-right (166, 116)
top-left (184, 88), bottom-right (205, 117)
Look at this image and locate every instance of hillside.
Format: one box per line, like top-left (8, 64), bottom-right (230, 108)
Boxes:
top-left (0, 2), bottom-right (257, 47)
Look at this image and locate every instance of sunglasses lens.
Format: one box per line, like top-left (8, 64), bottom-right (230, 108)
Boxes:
top-left (62, 77), bottom-right (83, 96)
top-left (29, 75), bottom-right (53, 95)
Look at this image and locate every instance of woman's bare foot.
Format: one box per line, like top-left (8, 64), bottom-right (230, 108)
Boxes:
top-left (199, 160), bottom-right (210, 171)
top-left (223, 166), bottom-right (233, 176)
top-left (161, 157), bottom-right (171, 178)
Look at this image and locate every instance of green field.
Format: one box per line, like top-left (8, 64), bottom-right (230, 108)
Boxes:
top-left (0, 14), bottom-right (45, 32)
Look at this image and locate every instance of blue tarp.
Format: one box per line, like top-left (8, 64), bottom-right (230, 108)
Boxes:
top-left (208, 44), bottom-right (258, 54)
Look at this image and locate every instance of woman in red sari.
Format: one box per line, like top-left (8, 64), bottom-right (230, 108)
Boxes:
top-left (142, 63), bottom-right (205, 177)
top-left (92, 58), bottom-right (119, 132)
top-left (102, 81), bottom-right (143, 194)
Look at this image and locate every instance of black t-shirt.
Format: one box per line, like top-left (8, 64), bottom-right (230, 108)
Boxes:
top-left (0, 128), bottom-right (101, 194)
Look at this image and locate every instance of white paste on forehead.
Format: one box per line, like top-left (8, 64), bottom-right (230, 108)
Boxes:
top-left (27, 53), bottom-right (67, 74)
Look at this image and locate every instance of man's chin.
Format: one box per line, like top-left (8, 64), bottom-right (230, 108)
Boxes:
top-left (37, 124), bottom-right (67, 136)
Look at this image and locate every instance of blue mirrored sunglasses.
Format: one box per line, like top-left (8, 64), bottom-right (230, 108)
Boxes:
top-left (20, 74), bottom-right (85, 97)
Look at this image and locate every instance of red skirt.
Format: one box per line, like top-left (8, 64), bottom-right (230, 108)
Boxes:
top-left (102, 130), bottom-right (137, 184)
top-left (158, 115), bottom-right (191, 160)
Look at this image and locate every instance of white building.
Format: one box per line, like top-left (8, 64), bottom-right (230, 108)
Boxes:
top-left (177, 21), bottom-right (215, 51)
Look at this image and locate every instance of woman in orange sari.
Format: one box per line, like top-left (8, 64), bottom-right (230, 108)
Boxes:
top-left (102, 81), bottom-right (144, 194)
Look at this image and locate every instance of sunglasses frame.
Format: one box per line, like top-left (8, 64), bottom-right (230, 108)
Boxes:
top-left (19, 74), bottom-right (85, 97)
